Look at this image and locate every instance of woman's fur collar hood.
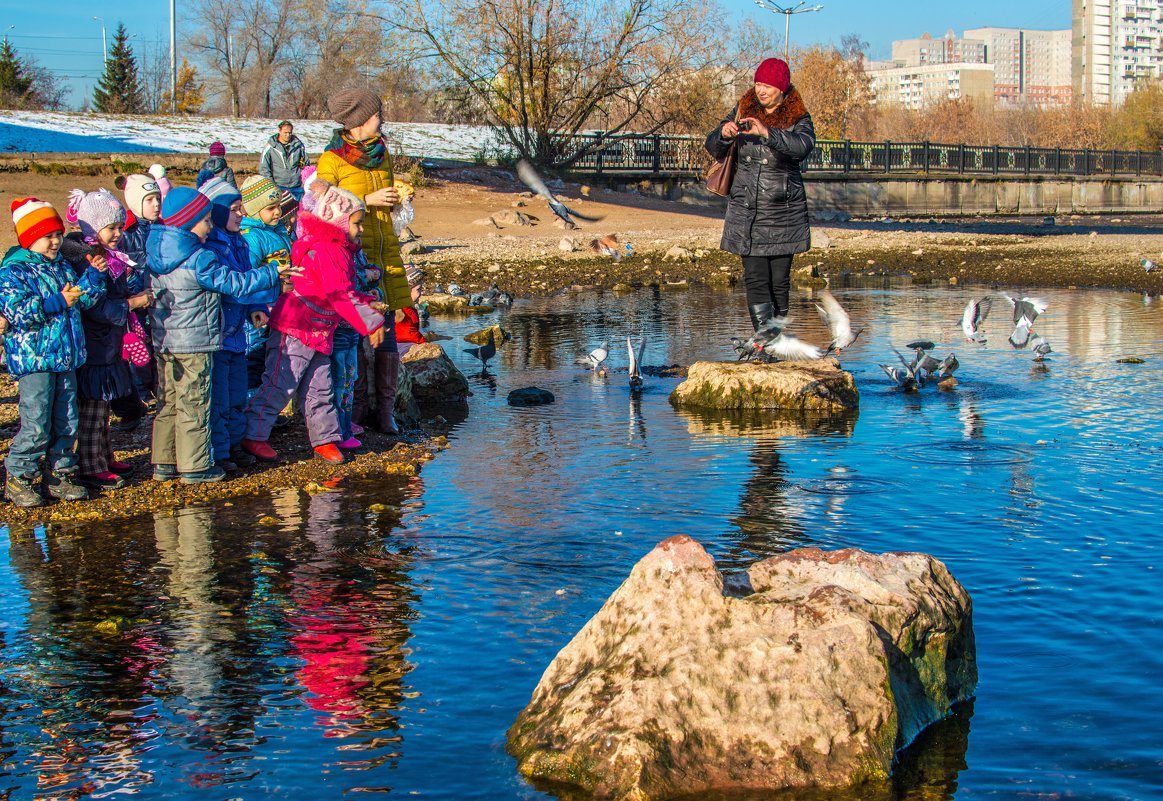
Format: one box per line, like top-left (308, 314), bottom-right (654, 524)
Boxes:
top-left (737, 85), bottom-right (809, 130)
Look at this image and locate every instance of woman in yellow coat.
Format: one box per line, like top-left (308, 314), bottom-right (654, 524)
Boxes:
top-left (317, 88), bottom-right (410, 433)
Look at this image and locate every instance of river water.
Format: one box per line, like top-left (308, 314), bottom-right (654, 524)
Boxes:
top-left (1, 281), bottom-right (1160, 800)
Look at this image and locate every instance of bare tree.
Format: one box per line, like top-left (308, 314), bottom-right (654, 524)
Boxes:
top-left (139, 40), bottom-right (171, 113)
top-left (191, 0), bottom-right (256, 115)
top-left (379, 0), bottom-right (723, 166)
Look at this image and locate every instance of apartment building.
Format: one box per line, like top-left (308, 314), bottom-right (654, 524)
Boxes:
top-left (964, 27), bottom-right (1073, 106)
top-left (866, 61), bottom-right (996, 110)
top-left (1074, 0), bottom-right (1163, 106)
top-left (891, 31), bottom-right (988, 66)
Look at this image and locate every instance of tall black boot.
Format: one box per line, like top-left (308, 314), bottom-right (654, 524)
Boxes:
top-left (748, 302), bottom-right (777, 332)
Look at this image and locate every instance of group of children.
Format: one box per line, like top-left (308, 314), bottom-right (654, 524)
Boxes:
top-left (1, 87), bottom-right (427, 507)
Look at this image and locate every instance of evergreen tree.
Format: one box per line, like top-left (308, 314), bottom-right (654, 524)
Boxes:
top-left (0, 38), bottom-right (34, 109)
top-left (163, 58), bottom-right (205, 114)
top-left (93, 23), bottom-right (144, 114)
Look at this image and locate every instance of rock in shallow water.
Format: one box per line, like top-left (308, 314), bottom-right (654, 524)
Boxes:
top-left (670, 358), bottom-right (858, 413)
top-left (507, 387), bottom-right (555, 406)
top-left (508, 537), bottom-right (977, 801)
top-left (400, 343), bottom-right (471, 405)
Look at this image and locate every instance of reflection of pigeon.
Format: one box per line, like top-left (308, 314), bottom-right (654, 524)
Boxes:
top-left (961, 296), bottom-right (992, 343)
top-left (1031, 336), bottom-right (1053, 361)
top-left (627, 337), bottom-right (645, 389)
top-left (463, 331), bottom-right (496, 367)
top-left (516, 160), bottom-right (604, 229)
top-left (578, 341), bottom-right (609, 371)
top-left (815, 290), bottom-right (862, 353)
top-left (1143, 258), bottom-right (1161, 273)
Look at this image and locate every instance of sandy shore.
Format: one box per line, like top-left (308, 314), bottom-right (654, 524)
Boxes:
top-left (2, 163), bottom-right (1161, 524)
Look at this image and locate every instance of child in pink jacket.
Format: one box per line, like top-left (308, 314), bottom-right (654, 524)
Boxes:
top-left (241, 175), bottom-right (386, 464)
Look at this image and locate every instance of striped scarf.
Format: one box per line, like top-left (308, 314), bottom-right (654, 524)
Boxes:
top-left (325, 129), bottom-right (388, 170)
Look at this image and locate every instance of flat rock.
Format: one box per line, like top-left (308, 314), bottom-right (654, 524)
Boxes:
top-left (670, 359), bottom-right (858, 413)
top-left (400, 343), bottom-right (471, 404)
top-left (507, 387), bottom-right (555, 406)
top-left (508, 537), bottom-right (977, 801)
top-left (811, 230), bottom-right (832, 248)
top-left (663, 245), bottom-right (693, 261)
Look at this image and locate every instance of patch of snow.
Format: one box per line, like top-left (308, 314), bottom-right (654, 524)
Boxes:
top-left (0, 110), bottom-right (497, 161)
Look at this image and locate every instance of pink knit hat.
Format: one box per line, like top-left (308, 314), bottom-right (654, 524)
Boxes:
top-left (754, 58), bottom-right (791, 93)
top-left (66, 188), bottom-right (126, 239)
top-left (298, 168), bottom-right (365, 235)
top-left (209, 141), bottom-right (226, 157)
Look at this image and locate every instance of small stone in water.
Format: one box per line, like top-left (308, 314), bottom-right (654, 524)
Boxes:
top-left (369, 503), bottom-right (388, 513)
top-left (1117, 357), bottom-right (1145, 364)
top-left (555, 589), bottom-right (567, 596)
top-left (258, 515), bottom-right (280, 526)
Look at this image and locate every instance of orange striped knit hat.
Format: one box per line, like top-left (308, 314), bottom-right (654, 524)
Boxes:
top-left (11, 198), bottom-right (65, 250)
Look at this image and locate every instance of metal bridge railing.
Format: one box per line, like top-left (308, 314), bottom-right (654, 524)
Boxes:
top-left (559, 132), bottom-right (1163, 178)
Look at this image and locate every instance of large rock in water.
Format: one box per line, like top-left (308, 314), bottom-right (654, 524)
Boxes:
top-left (400, 343), bottom-right (471, 405)
top-left (670, 359), bottom-right (858, 412)
top-left (508, 537), bottom-right (977, 800)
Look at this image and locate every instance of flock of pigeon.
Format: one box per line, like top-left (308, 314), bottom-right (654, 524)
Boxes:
top-left (576, 339), bottom-right (646, 390)
top-left (433, 281), bottom-right (515, 309)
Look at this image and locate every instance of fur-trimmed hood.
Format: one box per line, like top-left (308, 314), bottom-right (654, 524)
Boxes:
top-left (736, 85), bottom-right (809, 131)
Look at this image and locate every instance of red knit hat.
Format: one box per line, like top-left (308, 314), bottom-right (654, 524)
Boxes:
top-left (754, 58), bottom-right (791, 93)
top-left (11, 197), bottom-right (65, 250)
top-left (209, 141), bottom-right (226, 157)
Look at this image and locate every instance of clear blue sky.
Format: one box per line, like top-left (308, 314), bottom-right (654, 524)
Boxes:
top-left (0, 0), bottom-right (1072, 111)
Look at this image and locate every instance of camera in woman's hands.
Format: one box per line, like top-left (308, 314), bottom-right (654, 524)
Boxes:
top-left (737, 120), bottom-right (753, 132)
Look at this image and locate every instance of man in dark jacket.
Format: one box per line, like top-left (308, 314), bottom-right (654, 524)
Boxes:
top-left (260, 121), bottom-right (309, 199)
top-left (706, 57), bottom-right (815, 332)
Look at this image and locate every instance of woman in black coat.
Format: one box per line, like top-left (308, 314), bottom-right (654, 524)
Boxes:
top-left (705, 58), bottom-right (815, 332)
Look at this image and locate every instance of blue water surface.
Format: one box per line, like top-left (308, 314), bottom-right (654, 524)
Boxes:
top-left (1, 281), bottom-right (1160, 800)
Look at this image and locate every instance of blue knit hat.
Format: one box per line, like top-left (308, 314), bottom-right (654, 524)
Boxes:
top-left (198, 176), bottom-right (242, 228)
top-left (160, 187), bottom-right (211, 231)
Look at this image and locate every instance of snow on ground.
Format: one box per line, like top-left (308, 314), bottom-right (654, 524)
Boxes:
top-left (0, 110), bottom-right (497, 160)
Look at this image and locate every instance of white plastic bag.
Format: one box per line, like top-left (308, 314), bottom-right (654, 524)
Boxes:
top-left (391, 198), bottom-right (415, 237)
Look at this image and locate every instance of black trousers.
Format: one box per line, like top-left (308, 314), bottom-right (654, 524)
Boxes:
top-left (741, 254), bottom-right (793, 316)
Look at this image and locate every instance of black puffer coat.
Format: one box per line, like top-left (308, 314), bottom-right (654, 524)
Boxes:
top-left (705, 87), bottom-right (815, 257)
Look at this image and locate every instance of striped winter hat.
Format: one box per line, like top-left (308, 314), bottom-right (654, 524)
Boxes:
top-left (240, 175), bottom-right (283, 217)
top-left (198, 176), bottom-right (242, 228)
top-left (11, 197), bottom-right (65, 249)
top-left (160, 187), bottom-right (211, 231)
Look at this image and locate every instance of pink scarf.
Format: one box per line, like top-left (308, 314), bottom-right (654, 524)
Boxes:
top-left (85, 236), bottom-right (136, 279)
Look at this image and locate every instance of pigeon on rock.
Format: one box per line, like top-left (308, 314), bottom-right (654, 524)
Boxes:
top-left (1031, 336), bottom-right (1053, 361)
top-left (516, 159), bottom-right (604, 229)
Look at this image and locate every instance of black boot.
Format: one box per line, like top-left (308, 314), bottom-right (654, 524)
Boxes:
top-left (374, 350), bottom-right (401, 435)
top-left (748, 302), bottom-right (777, 332)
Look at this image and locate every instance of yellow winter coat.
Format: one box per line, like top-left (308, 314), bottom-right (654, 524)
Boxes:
top-left (316, 149), bottom-right (411, 311)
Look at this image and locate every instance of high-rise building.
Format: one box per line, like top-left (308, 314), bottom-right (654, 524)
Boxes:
top-left (1074, 0), bottom-right (1163, 106)
top-left (964, 27), bottom-right (1073, 106)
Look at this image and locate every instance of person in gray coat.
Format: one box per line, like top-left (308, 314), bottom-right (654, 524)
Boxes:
top-left (260, 121), bottom-right (310, 199)
top-left (705, 57), bottom-right (815, 332)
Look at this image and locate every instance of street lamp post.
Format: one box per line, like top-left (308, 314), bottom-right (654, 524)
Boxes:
top-left (170, 0), bottom-right (177, 114)
top-left (753, 0), bottom-right (824, 62)
top-left (93, 16), bottom-right (106, 66)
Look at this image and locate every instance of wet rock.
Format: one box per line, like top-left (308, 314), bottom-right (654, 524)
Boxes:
top-left (509, 537), bottom-right (977, 800)
top-left (394, 367), bottom-right (423, 426)
top-left (400, 343), bottom-right (472, 404)
top-left (423, 292), bottom-right (470, 314)
top-left (791, 264), bottom-right (827, 287)
top-left (1117, 356), bottom-right (1145, 364)
top-left (464, 324), bottom-right (511, 346)
top-left (507, 387), bottom-right (555, 406)
top-left (670, 359), bottom-right (858, 413)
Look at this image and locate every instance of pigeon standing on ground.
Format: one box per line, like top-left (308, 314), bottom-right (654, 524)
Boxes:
top-left (961, 296), bottom-right (993, 343)
top-left (815, 290), bottom-right (863, 354)
top-left (516, 159), bottom-right (604, 229)
top-left (447, 282), bottom-right (466, 297)
top-left (463, 331), bottom-right (497, 368)
top-left (578, 341), bottom-right (609, 371)
top-left (1031, 336), bottom-right (1053, 361)
top-left (1143, 258), bottom-right (1161, 273)
top-left (627, 337), bottom-right (645, 389)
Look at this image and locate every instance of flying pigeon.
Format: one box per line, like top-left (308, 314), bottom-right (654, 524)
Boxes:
top-left (961, 296), bottom-right (993, 343)
top-left (815, 290), bottom-right (862, 354)
top-left (905, 340), bottom-right (936, 353)
top-left (627, 337), bottom-right (645, 389)
top-left (763, 332), bottom-right (822, 361)
top-left (578, 341), bottom-right (609, 371)
top-left (737, 315), bottom-right (788, 360)
top-left (916, 352), bottom-right (942, 375)
top-left (516, 159), bottom-right (604, 229)
top-left (880, 358), bottom-right (920, 392)
top-left (463, 331), bottom-right (497, 367)
top-left (1143, 258), bottom-right (1161, 273)
top-left (1005, 295), bottom-right (1047, 328)
top-left (1031, 336), bottom-right (1053, 361)
top-left (1009, 320), bottom-right (1033, 349)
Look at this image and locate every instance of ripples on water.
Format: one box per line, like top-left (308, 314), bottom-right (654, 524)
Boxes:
top-left (1, 280), bottom-right (1161, 800)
